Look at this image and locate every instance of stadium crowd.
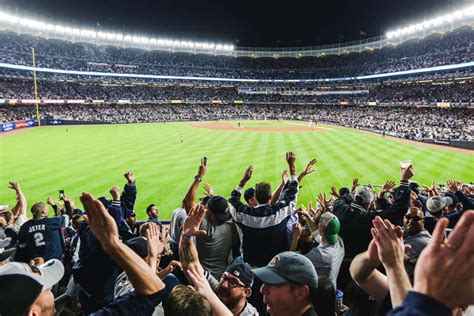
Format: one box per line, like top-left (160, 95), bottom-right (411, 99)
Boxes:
top-left (1, 154), bottom-right (473, 316)
top-left (1, 103), bottom-right (472, 141)
top-left (0, 27), bottom-right (471, 79)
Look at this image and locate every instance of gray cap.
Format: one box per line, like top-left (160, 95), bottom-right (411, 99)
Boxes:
top-left (355, 186), bottom-right (375, 204)
top-left (252, 251), bottom-right (318, 289)
top-left (0, 259), bottom-right (64, 315)
top-left (426, 196), bottom-right (448, 214)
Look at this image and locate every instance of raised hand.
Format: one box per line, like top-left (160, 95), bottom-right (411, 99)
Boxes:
top-left (351, 178), bottom-right (360, 192)
top-left (381, 181), bottom-right (396, 194)
top-left (109, 186), bottom-right (120, 201)
top-left (203, 183), bottom-right (215, 197)
top-left (146, 222), bottom-right (171, 260)
top-left (330, 186), bottom-right (340, 198)
top-left (400, 164), bottom-right (414, 182)
top-left (286, 152), bottom-right (296, 175)
top-left (446, 179), bottom-right (460, 194)
top-left (47, 196), bottom-right (55, 206)
top-left (317, 192), bottom-right (332, 212)
top-left (241, 165), bottom-right (253, 183)
top-left (414, 210), bottom-right (474, 309)
top-left (371, 217), bottom-right (405, 268)
top-left (281, 170), bottom-right (289, 184)
top-left (8, 181), bottom-right (20, 192)
top-left (124, 170), bottom-right (135, 183)
top-left (198, 158), bottom-right (207, 178)
top-left (292, 222), bottom-right (304, 239)
top-left (80, 192), bottom-right (119, 246)
top-left (182, 204), bottom-right (207, 238)
top-left (303, 159), bottom-right (317, 175)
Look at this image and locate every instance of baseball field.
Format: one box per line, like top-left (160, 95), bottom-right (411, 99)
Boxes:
top-left (0, 120), bottom-right (472, 219)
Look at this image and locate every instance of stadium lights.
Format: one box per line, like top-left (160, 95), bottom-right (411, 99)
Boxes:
top-left (0, 9), bottom-right (234, 53)
top-left (386, 4), bottom-right (474, 39)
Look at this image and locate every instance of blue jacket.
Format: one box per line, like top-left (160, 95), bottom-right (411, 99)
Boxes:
top-left (229, 177), bottom-right (299, 267)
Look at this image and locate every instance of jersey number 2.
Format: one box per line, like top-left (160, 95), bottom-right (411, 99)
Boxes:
top-left (34, 232), bottom-right (46, 247)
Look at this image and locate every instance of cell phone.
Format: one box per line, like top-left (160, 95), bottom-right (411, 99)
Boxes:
top-left (59, 190), bottom-right (65, 200)
top-left (203, 156), bottom-right (207, 166)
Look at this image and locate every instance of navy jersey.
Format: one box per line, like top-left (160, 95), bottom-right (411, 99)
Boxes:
top-left (16, 216), bottom-right (65, 263)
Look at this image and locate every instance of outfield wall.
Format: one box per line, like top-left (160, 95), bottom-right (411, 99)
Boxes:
top-left (1, 118), bottom-right (473, 150)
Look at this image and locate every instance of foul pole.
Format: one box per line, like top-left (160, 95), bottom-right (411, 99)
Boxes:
top-left (31, 47), bottom-right (41, 126)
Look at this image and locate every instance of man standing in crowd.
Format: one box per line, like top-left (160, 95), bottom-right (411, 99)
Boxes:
top-left (180, 204), bottom-right (258, 315)
top-left (15, 201), bottom-right (66, 263)
top-left (228, 152), bottom-right (300, 268)
top-left (183, 158), bottom-right (240, 279)
top-left (292, 211), bottom-right (344, 288)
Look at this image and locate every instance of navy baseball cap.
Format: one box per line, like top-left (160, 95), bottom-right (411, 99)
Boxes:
top-left (125, 237), bottom-right (148, 258)
top-left (126, 210), bottom-right (137, 218)
top-left (225, 256), bottom-right (254, 288)
top-left (207, 196), bottom-right (232, 222)
top-left (253, 251), bottom-right (318, 289)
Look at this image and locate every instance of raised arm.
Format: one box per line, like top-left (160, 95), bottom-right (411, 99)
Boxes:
top-left (146, 222), bottom-right (171, 273)
top-left (179, 204), bottom-right (207, 270)
top-left (349, 239), bottom-right (389, 306)
top-left (183, 158), bottom-right (207, 214)
top-left (8, 181), bottom-right (27, 226)
top-left (121, 170), bottom-right (137, 213)
top-left (270, 170), bottom-right (288, 205)
top-left (229, 165), bottom-right (253, 213)
top-left (371, 217), bottom-right (412, 308)
top-left (297, 158), bottom-right (317, 183)
top-left (80, 192), bottom-right (165, 296)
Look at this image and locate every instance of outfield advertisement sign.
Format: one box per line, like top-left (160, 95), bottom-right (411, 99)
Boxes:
top-left (1, 122), bottom-right (15, 132)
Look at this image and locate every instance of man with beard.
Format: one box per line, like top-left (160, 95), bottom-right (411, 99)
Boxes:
top-left (180, 205), bottom-right (258, 315)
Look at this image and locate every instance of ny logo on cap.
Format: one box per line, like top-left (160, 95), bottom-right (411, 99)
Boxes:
top-left (233, 270), bottom-right (240, 277)
top-left (269, 255), bottom-right (280, 266)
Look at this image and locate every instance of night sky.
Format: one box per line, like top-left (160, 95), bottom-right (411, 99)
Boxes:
top-left (0, 0), bottom-right (470, 47)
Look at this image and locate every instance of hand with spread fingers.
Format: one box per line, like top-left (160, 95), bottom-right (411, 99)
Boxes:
top-left (446, 179), bottom-right (460, 194)
top-left (371, 217), bottom-right (405, 269)
top-left (381, 180), bottom-right (397, 194)
top-left (182, 204), bottom-right (207, 238)
top-left (330, 186), bottom-right (340, 198)
top-left (203, 183), bottom-right (215, 197)
top-left (317, 192), bottom-right (332, 212)
top-left (413, 210), bottom-right (474, 309)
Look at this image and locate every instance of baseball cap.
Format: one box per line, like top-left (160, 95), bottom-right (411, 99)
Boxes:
top-left (207, 196), bottom-right (232, 222)
top-left (126, 210), bottom-right (137, 218)
top-left (0, 259), bottom-right (64, 316)
top-left (125, 237), bottom-right (148, 258)
top-left (244, 188), bottom-right (256, 203)
top-left (252, 251), bottom-right (318, 289)
top-left (225, 256), bottom-right (254, 288)
top-left (355, 186), bottom-right (375, 204)
top-left (318, 212), bottom-right (340, 244)
top-left (426, 196), bottom-right (448, 214)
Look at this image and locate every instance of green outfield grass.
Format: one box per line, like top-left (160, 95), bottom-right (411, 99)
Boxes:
top-left (1, 121), bottom-right (472, 220)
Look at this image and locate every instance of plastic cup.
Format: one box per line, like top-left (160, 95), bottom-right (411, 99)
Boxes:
top-left (400, 160), bottom-right (411, 169)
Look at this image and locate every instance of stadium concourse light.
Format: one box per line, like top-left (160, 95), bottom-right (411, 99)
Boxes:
top-left (386, 4), bottom-right (474, 39)
top-left (0, 9), bottom-right (234, 53)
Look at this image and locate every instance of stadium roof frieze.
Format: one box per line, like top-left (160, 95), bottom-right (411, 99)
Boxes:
top-left (0, 6), bottom-right (472, 58)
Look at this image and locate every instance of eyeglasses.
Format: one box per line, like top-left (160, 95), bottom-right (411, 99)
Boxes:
top-left (219, 275), bottom-right (246, 288)
top-left (405, 215), bottom-right (423, 222)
